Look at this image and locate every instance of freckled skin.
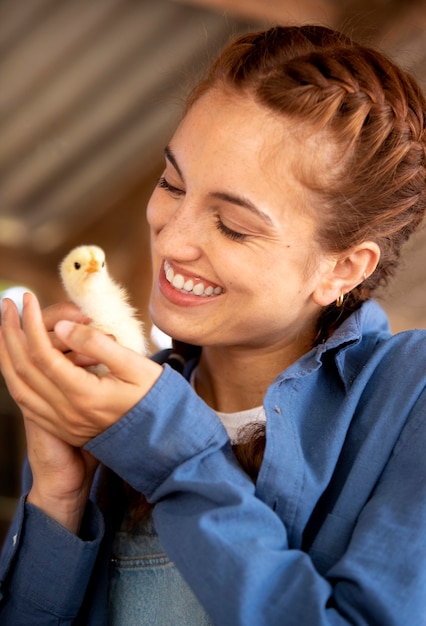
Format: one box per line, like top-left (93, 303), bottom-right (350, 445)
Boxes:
top-left (147, 90), bottom-right (328, 358)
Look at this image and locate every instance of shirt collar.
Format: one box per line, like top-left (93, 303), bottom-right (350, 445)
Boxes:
top-left (276, 300), bottom-right (392, 390)
top-left (172, 300), bottom-right (392, 391)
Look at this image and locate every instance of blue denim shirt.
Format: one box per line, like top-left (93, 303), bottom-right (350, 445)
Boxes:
top-left (1, 300), bottom-right (426, 625)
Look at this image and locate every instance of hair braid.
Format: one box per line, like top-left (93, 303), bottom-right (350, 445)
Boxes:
top-left (189, 27), bottom-right (425, 321)
top-left (124, 27), bottom-right (426, 520)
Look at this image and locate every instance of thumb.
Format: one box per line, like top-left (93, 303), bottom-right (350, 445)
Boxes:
top-left (54, 320), bottom-right (143, 380)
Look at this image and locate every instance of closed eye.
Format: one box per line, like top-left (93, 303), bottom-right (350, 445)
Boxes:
top-left (215, 217), bottom-right (247, 242)
top-left (157, 176), bottom-right (184, 197)
top-left (158, 174), bottom-right (247, 241)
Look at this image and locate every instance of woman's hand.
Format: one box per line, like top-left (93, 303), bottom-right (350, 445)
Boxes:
top-left (24, 417), bottom-right (100, 534)
top-left (41, 300), bottom-right (96, 367)
top-left (0, 292), bottom-right (163, 532)
top-left (0, 292), bottom-right (163, 447)
top-left (1, 298), bottom-right (99, 532)
top-left (0, 292), bottom-right (164, 529)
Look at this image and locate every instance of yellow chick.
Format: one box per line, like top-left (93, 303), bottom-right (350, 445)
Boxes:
top-left (59, 245), bottom-right (147, 375)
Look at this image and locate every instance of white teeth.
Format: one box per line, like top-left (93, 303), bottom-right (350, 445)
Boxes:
top-left (172, 274), bottom-right (185, 290)
top-left (164, 261), bottom-right (223, 297)
top-left (193, 283), bottom-right (205, 296)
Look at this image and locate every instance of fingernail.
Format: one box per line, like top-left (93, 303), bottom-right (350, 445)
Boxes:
top-left (1, 298), bottom-right (10, 315)
top-left (0, 300), bottom-right (8, 325)
top-left (55, 320), bottom-right (76, 338)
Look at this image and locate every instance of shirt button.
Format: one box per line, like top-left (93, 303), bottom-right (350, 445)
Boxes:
top-left (274, 406), bottom-right (281, 414)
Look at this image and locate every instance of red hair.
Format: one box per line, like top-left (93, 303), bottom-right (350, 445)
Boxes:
top-left (126, 28), bottom-right (426, 513)
top-left (186, 26), bottom-right (426, 324)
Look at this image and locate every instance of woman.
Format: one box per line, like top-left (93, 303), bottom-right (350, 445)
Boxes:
top-left (0, 25), bottom-right (426, 625)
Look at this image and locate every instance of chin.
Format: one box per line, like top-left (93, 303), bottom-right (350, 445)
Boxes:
top-left (149, 298), bottom-right (217, 348)
top-left (150, 310), bottom-right (186, 344)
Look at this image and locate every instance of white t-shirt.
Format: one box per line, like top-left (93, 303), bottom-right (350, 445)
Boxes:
top-left (190, 369), bottom-right (266, 443)
top-left (216, 406), bottom-right (267, 443)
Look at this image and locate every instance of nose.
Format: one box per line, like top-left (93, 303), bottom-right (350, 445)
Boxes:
top-left (148, 194), bottom-right (204, 261)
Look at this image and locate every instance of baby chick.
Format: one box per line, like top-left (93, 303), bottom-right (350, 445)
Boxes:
top-left (59, 245), bottom-right (147, 375)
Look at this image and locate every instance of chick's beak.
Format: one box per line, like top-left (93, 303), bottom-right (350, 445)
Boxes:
top-left (86, 259), bottom-right (100, 273)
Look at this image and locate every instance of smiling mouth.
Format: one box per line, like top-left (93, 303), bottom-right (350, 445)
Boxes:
top-left (164, 260), bottom-right (224, 297)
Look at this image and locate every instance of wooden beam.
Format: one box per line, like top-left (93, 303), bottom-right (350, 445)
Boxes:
top-left (177, 0), bottom-right (341, 26)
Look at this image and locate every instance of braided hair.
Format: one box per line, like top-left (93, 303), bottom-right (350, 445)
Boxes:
top-left (186, 25), bottom-right (426, 332)
top-left (126, 28), bottom-right (426, 518)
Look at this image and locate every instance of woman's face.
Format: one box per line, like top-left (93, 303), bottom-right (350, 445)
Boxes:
top-left (147, 89), bottom-right (333, 354)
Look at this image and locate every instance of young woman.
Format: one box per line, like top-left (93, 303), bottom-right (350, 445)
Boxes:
top-left (0, 25), bottom-right (425, 625)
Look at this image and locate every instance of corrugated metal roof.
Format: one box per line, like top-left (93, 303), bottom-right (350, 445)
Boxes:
top-left (0, 0), bottom-right (253, 251)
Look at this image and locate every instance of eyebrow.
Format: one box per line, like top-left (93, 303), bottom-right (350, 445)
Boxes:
top-left (209, 190), bottom-right (274, 226)
top-left (164, 145), bottom-right (184, 179)
top-left (164, 145), bottom-right (274, 227)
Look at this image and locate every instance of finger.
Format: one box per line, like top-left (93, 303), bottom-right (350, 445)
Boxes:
top-left (41, 301), bottom-right (91, 353)
top-left (2, 296), bottom-right (91, 424)
top-left (0, 320), bottom-right (63, 428)
top-left (1, 297), bottom-right (22, 330)
top-left (54, 318), bottom-right (147, 383)
top-left (21, 293), bottom-right (78, 367)
top-left (43, 301), bottom-right (90, 331)
top-left (21, 293), bottom-right (99, 388)
top-left (3, 295), bottom-right (126, 445)
top-left (2, 298), bottom-right (80, 366)
top-left (0, 328), bottom-right (62, 442)
top-left (65, 351), bottom-right (100, 367)
top-left (21, 295), bottom-right (139, 384)
top-left (49, 329), bottom-right (72, 353)
top-left (54, 317), bottom-right (164, 402)
top-left (21, 293), bottom-right (163, 443)
top-left (0, 298), bottom-right (29, 378)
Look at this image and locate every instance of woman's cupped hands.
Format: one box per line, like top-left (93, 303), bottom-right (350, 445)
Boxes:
top-left (0, 292), bottom-right (162, 532)
top-left (0, 292), bottom-right (162, 447)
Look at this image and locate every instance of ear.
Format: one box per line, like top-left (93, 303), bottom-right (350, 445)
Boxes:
top-left (312, 242), bottom-right (380, 307)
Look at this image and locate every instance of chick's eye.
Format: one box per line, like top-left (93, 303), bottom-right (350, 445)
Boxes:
top-left (157, 176), bottom-right (184, 197)
top-left (74, 262), bottom-right (81, 270)
top-left (102, 261), bottom-right (105, 267)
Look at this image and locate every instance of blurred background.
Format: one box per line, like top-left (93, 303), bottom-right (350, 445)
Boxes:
top-left (1, 0), bottom-right (425, 545)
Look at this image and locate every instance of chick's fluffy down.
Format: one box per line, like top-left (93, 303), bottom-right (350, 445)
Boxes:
top-left (60, 245), bottom-right (147, 374)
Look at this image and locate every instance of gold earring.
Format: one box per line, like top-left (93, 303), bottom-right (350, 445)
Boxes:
top-left (336, 293), bottom-right (345, 307)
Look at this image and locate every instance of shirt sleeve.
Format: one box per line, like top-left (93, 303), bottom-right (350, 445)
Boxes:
top-left (0, 497), bottom-right (104, 625)
top-left (85, 364), bottom-right (426, 626)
